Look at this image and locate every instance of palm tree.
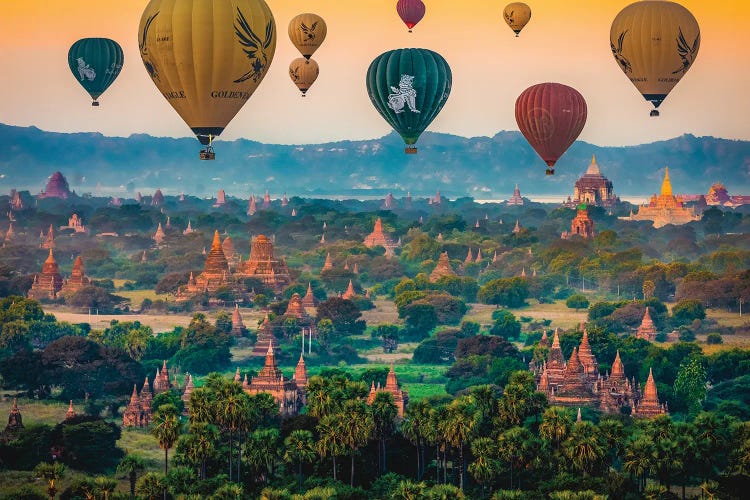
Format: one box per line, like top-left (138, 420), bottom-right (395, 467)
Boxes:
top-left (401, 400), bottom-right (432, 480)
top-left (34, 462), bottom-right (66, 500)
top-left (623, 436), bottom-right (655, 492)
top-left (468, 437), bottom-right (499, 498)
top-left (180, 422), bottom-right (218, 480)
top-left (371, 391), bottom-right (398, 473)
top-left (316, 414), bottom-right (346, 481)
top-left (283, 429), bottom-right (316, 489)
top-left (211, 483), bottom-right (244, 499)
top-left (94, 477), bottom-right (118, 500)
top-left (117, 454), bottom-right (147, 498)
top-left (562, 421), bottom-right (606, 477)
top-left (150, 404), bottom-right (181, 474)
top-left (245, 428), bottom-right (282, 485)
top-left (135, 472), bottom-right (166, 500)
top-left (392, 480), bottom-right (425, 500)
top-left (340, 400), bottom-right (374, 486)
top-left (425, 483), bottom-right (465, 499)
top-left (497, 426), bottom-right (537, 489)
top-left (441, 396), bottom-right (478, 491)
top-left (539, 406), bottom-right (572, 450)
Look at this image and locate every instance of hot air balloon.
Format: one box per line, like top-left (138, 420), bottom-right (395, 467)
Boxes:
top-left (289, 58), bottom-right (319, 96)
top-left (397, 0), bottom-right (426, 33)
top-left (67, 38), bottom-right (124, 106)
top-left (610, 1), bottom-right (700, 117)
top-left (503, 3), bottom-right (532, 37)
top-left (288, 13), bottom-right (327, 60)
top-left (366, 48), bottom-right (452, 154)
top-left (138, 0), bottom-right (276, 160)
top-left (515, 83), bottom-right (587, 175)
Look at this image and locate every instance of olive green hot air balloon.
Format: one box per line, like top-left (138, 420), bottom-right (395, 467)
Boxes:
top-left (366, 48), bottom-right (452, 154)
top-left (503, 2), bottom-right (532, 37)
top-left (289, 58), bottom-right (319, 96)
top-left (288, 13), bottom-right (327, 60)
top-left (610, 1), bottom-right (700, 116)
top-left (138, 0), bottom-right (277, 159)
top-left (67, 38), bottom-right (124, 106)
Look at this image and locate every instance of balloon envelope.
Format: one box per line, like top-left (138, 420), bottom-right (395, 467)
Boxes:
top-left (397, 0), bottom-right (426, 31)
top-left (288, 13), bottom-right (327, 59)
top-left (366, 48), bottom-right (452, 153)
top-left (67, 38), bottom-right (124, 105)
top-left (610, 1), bottom-right (700, 116)
top-left (515, 82), bottom-right (587, 175)
top-left (138, 0), bottom-right (277, 146)
top-left (503, 2), bottom-right (532, 36)
top-left (289, 58), bottom-right (319, 95)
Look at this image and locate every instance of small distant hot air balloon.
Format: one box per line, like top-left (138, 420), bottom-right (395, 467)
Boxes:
top-left (138, 0), bottom-right (277, 160)
top-left (515, 83), bottom-right (587, 175)
top-left (610, 1), bottom-right (700, 116)
top-left (288, 13), bottom-right (327, 60)
top-left (366, 48), bottom-right (452, 154)
top-left (67, 38), bottom-right (124, 106)
top-left (289, 58), bottom-right (319, 96)
top-left (503, 2), bottom-right (532, 37)
top-left (397, 0), bottom-right (426, 33)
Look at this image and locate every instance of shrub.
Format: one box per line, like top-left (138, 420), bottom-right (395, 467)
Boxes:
top-left (706, 333), bottom-right (723, 345)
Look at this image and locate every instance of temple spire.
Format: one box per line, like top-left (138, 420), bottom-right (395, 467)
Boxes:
top-left (660, 167), bottom-right (673, 196)
top-left (611, 350), bottom-right (625, 378)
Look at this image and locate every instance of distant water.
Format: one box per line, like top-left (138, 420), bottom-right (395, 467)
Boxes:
top-left (476, 195), bottom-right (649, 205)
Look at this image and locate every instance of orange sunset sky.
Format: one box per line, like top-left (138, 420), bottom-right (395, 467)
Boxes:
top-left (1, 0), bottom-right (748, 146)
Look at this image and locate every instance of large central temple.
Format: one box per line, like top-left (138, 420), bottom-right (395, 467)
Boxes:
top-left (621, 167), bottom-right (700, 228)
top-left (564, 156), bottom-right (618, 208)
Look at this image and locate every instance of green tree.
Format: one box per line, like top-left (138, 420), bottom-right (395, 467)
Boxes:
top-left (489, 310), bottom-right (521, 339)
top-left (477, 278), bottom-right (529, 308)
top-left (562, 422), bottom-right (606, 477)
top-left (371, 391), bottom-right (398, 474)
top-left (566, 294), bottom-right (590, 310)
top-left (469, 437), bottom-right (499, 497)
top-left (116, 454), bottom-right (147, 498)
top-left (441, 396), bottom-right (477, 491)
top-left (672, 299), bottom-right (706, 326)
top-left (340, 400), bottom-right (374, 486)
top-left (674, 357), bottom-right (707, 416)
top-left (135, 472), bottom-right (165, 500)
top-left (93, 476), bottom-right (117, 500)
top-left (623, 436), bottom-right (654, 492)
top-left (316, 414), bottom-right (347, 482)
top-left (33, 462), bottom-right (65, 500)
top-left (151, 404), bottom-right (181, 474)
top-left (283, 429), bottom-right (316, 489)
top-left (497, 426), bottom-right (538, 490)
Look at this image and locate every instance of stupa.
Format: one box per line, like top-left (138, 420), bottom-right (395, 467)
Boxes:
top-left (363, 218), bottom-right (397, 253)
top-left (183, 220), bottom-right (195, 235)
top-left (252, 315), bottom-right (280, 356)
top-left (367, 366), bottom-right (409, 417)
top-left (342, 280), bottom-right (357, 300)
top-left (247, 196), bottom-right (257, 216)
top-left (5, 398), bottom-right (23, 434)
top-left (151, 189), bottom-right (164, 206)
top-left (632, 368), bottom-right (668, 417)
top-left (244, 343), bottom-right (302, 415)
top-left (235, 234), bottom-right (291, 292)
top-left (63, 214), bottom-right (86, 233)
top-left (621, 168), bottom-right (700, 228)
top-left (153, 223), bottom-right (166, 245)
top-left (301, 283), bottom-right (317, 308)
top-left (262, 190), bottom-right (271, 209)
top-left (231, 304), bottom-right (246, 336)
top-left (184, 230), bottom-right (231, 295)
top-left (429, 252), bottom-right (457, 283)
top-left (38, 171), bottom-right (71, 199)
top-left (222, 236), bottom-right (238, 268)
top-left (213, 189), bottom-right (227, 207)
top-left (41, 225), bottom-right (55, 249)
top-left (285, 293), bottom-right (309, 320)
top-left (565, 155), bottom-right (617, 207)
top-left (636, 307), bottom-right (657, 341)
top-left (507, 184), bottom-right (524, 206)
top-left (61, 256), bottom-right (90, 294)
top-left (28, 249), bottom-right (64, 300)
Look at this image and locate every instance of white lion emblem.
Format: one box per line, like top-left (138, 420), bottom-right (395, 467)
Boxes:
top-left (77, 58), bottom-right (96, 81)
top-left (388, 74), bottom-right (420, 114)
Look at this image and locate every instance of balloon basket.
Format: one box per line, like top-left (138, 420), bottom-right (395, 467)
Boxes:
top-left (92, 101), bottom-right (99, 107)
top-left (199, 147), bottom-right (215, 161)
top-left (405, 146), bottom-right (417, 155)
top-left (650, 109), bottom-right (660, 117)
top-left (545, 169), bottom-right (555, 176)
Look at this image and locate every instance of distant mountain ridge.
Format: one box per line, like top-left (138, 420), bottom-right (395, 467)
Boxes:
top-left (1, 123), bottom-right (748, 199)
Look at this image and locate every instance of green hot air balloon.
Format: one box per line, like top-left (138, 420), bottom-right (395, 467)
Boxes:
top-left (67, 38), bottom-right (124, 106)
top-left (366, 48), bottom-right (452, 154)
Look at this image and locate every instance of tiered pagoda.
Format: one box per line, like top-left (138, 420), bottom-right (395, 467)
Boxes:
top-left (41, 225), bottom-right (55, 249)
top-left (262, 191), bottom-right (271, 209)
top-left (507, 184), bottom-right (524, 206)
top-left (293, 354), bottom-right (309, 404)
top-left (247, 196), bottom-right (257, 216)
top-left (10, 190), bottom-right (23, 210)
top-left (61, 256), bottom-right (90, 295)
top-left (363, 218), bottom-right (398, 255)
top-left (236, 234), bottom-right (291, 291)
top-left (152, 360), bottom-right (172, 393)
top-left (342, 280), bottom-right (357, 300)
top-left (151, 189), bottom-right (165, 207)
top-left (38, 171), bottom-right (71, 199)
top-left (429, 252), bottom-right (457, 283)
top-left (231, 304), bottom-right (246, 336)
top-left (632, 369), bottom-right (668, 417)
top-left (301, 283), bottom-right (317, 309)
top-left (243, 343), bottom-right (302, 415)
top-left (182, 231), bottom-right (231, 296)
top-left (564, 155), bottom-right (617, 207)
top-left (4, 398), bottom-right (23, 436)
top-left (636, 307), bottom-right (657, 341)
top-left (531, 329), bottom-right (666, 417)
top-left (28, 249), bottom-right (64, 300)
top-left (252, 315), bottom-right (280, 356)
top-left (213, 189), bottom-right (226, 207)
top-left (153, 223), bottom-right (166, 246)
top-left (561, 205), bottom-right (595, 240)
top-left (621, 168), bottom-right (700, 228)
top-left (62, 214), bottom-right (86, 233)
top-left (182, 374), bottom-right (195, 415)
top-left (321, 253), bottom-right (333, 272)
top-left (366, 366), bottom-right (409, 417)
top-left (222, 236), bottom-right (238, 269)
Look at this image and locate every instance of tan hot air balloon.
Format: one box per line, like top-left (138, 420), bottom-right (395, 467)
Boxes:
top-left (503, 2), bottom-right (532, 37)
top-left (610, 1), bottom-right (700, 117)
top-left (138, 0), bottom-right (277, 159)
top-left (288, 13), bottom-right (327, 60)
top-left (289, 58), bottom-right (319, 97)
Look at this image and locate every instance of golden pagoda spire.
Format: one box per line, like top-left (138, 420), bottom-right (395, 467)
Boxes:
top-left (211, 230), bottom-right (222, 251)
top-left (660, 167), bottom-right (673, 196)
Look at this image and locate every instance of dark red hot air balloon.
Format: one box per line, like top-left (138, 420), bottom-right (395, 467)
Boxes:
top-left (397, 0), bottom-right (426, 32)
top-left (515, 83), bottom-right (587, 175)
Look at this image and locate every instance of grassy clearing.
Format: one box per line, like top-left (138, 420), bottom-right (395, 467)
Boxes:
top-left (117, 428), bottom-right (164, 469)
top-left (115, 289), bottom-right (169, 305)
top-left (706, 308), bottom-right (748, 328)
top-left (403, 383), bottom-right (450, 401)
top-left (361, 299), bottom-right (401, 325)
top-left (464, 300), bottom-right (588, 331)
top-left (0, 397), bottom-right (70, 426)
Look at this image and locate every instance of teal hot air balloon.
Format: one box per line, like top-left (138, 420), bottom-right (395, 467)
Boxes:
top-left (67, 38), bottom-right (124, 106)
top-left (366, 48), bottom-right (452, 154)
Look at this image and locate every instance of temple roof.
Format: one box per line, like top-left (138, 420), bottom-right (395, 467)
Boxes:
top-left (585, 155), bottom-right (601, 176)
top-left (660, 167), bottom-right (673, 196)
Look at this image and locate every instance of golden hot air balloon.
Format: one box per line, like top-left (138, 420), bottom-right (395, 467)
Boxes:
top-left (289, 58), bottom-right (319, 97)
top-left (610, 1), bottom-right (700, 117)
top-left (503, 2), bottom-right (532, 37)
top-left (138, 0), bottom-right (277, 160)
top-left (288, 13), bottom-right (327, 60)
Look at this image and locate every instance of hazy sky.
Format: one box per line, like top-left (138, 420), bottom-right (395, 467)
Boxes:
top-left (1, 0), bottom-right (749, 146)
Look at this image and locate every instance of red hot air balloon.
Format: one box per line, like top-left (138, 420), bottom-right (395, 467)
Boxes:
top-left (515, 83), bottom-right (587, 175)
top-left (397, 0), bottom-right (426, 33)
